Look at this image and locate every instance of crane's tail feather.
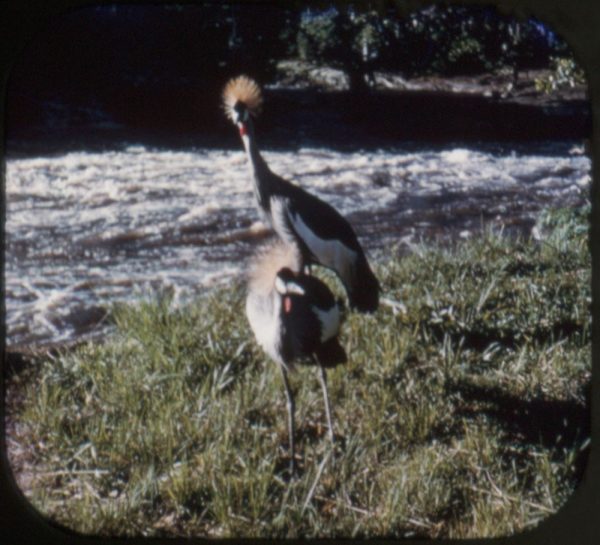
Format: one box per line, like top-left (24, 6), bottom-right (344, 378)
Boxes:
top-left (222, 75), bottom-right (263, 122)
top-left (348, 256), bottom-right (380, 313)
top-left (315, 337), bottom-right (347, 368)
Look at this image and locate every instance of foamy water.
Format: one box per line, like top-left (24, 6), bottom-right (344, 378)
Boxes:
top-left (5, 142), bottom-right (590, 347)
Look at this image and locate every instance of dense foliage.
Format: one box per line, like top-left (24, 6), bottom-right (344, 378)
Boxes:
top-left (296, 4), bottom-right (564, 86)
top-left (10, 2), bottom-right (580, 109)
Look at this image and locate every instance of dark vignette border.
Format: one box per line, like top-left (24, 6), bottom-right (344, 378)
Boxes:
top-left (0, 1), bottom-right (597, 544)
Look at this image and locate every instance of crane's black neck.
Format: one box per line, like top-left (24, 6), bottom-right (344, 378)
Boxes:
top-left (239, 119), bottom-right (274, 213)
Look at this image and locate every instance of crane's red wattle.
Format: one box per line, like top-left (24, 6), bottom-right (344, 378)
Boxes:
top-left (239, 124), bottom-right (248, 137)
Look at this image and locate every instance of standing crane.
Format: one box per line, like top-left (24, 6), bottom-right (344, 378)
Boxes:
top-left (245, 240), bottom-right (347, 474)
top-left (223, 75), bottom-right (380, 313)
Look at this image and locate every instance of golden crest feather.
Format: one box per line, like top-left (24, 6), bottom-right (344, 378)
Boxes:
top-left (222, 75), bottom-right (263, 123)
top-left (247, 240), bottom-right (301, 296)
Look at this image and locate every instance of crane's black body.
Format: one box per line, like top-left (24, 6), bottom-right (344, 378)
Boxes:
top-left (275, 268), bottom-right (347, 368)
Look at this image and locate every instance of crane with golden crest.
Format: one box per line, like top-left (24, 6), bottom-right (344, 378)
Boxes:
top-left (245, 240), bottom-right (347, 474)
top-left (223, 75), bottom-right (380, 313)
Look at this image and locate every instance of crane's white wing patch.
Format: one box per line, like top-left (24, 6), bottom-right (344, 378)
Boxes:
top-left (288, 211), bottom-right (357, 284)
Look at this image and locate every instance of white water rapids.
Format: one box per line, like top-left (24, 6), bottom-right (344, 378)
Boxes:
top-left (5, 141), bottom-right (590, 348)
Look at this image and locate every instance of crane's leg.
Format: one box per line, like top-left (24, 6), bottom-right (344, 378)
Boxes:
top-left (317, 364), bottom-right (335, 446)
top-left (279, 365), bottom-right (296, 475)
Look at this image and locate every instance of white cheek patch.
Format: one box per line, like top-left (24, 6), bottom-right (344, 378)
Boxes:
top-left (314, 304), bottom-right (340, 343)
top-left (274, 275), bottom-right (287, 295)
top-left (286, 283), bottom-right (305, 296)
top-left (289, 212), bottom-right (357, 284)
top-left (274, 274), bottom-right (305, 296)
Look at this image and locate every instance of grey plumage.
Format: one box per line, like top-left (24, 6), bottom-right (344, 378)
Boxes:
top-left (245, 240), bottom-right (346, 474)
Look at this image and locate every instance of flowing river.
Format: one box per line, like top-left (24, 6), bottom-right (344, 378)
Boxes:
top-left (5, 140), bottom-right (590, 348)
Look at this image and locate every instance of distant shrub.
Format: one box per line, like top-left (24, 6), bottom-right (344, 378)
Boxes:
top-left (535, 57), bottom-right (586, 93)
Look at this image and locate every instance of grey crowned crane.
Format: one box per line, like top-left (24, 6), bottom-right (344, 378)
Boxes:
top-left (246, 240), bottom-right (346, 474)
top-left (223, 76), bottom-right (380, 313)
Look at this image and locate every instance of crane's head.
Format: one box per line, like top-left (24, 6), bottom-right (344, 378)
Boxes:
top-left (222, 75), bottom-right (263, 133)
top-left (232, 101), bottom-right (250, 124)
top-left (247, 241), bottom-right (301, 297)
top-left (275, 268), bottom-right (305, 315)
top-left (275, 268), bottom-right (305, 296)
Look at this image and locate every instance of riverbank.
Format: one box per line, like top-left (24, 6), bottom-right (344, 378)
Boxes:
top-left (6, 66), bottom-right (590, 158)
top-left (6, 205), bottom-right (590, 538)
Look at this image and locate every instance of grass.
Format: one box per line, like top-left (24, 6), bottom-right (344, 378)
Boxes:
top-left (6, 205), bottom-right (591, 538)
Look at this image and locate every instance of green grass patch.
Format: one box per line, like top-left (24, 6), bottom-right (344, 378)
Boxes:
top-left (7, 206), bottom-right (591, 538)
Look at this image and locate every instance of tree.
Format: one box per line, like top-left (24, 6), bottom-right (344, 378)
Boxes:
top-left (297, 5), bottom-right (392, 92)
top-left (293, 4), bottom-right (571, 83)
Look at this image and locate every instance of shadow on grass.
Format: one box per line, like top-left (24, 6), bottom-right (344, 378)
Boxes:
top-left (446, 378), bottom-right (591, 484)
top-left (430, 319), bottom-right (586, 352)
